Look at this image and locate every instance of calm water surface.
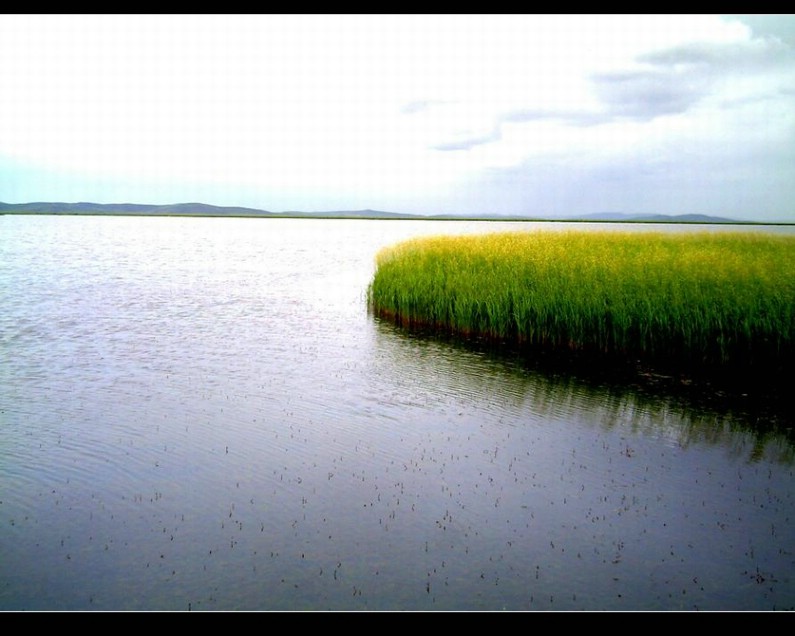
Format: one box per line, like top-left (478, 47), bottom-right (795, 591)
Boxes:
top-left (1, 215), bottom-right (793, 611)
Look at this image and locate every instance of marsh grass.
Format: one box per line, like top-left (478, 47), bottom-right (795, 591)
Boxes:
top-left (367, 230), bottom-right (795, 380)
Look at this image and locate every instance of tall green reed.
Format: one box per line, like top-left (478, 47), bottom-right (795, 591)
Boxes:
top-left (367, 230), bottom-right (795, 374)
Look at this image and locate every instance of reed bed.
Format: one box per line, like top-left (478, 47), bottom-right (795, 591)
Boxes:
top-left (367, 230), bottom-right (795, 377)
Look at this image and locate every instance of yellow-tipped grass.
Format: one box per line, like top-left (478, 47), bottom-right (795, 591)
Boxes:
top-left (367, 230), bottom-right (795, 376)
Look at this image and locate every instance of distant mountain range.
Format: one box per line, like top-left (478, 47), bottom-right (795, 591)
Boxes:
top-left (0, 201), bottom-right (764, 224)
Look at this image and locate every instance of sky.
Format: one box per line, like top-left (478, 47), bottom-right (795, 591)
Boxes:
top-left (1, 14), bottom-right (794, 222)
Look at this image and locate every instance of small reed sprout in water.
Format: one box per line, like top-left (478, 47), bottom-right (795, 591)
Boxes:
top-left (367, 230), bottom-right (795, 379)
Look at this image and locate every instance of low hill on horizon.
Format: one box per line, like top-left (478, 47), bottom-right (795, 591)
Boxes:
top-left (0, 201), bottom-right (775, 224)
top-left (570, 212), bottom-right (742, 224)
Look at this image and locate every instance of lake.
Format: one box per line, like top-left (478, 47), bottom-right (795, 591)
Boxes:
top-left (1, 214), bottom-right (793, 611)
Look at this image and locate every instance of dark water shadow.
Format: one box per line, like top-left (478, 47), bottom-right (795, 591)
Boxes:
top-left (371, 316), bottom-right (795, 465)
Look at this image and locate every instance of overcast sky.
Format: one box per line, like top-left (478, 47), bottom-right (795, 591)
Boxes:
top-left (1, 14), bottom-right (794, 221)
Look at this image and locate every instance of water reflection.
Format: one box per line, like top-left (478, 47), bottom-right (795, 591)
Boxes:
top-left (371, 317), bottom-right (795, 466)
